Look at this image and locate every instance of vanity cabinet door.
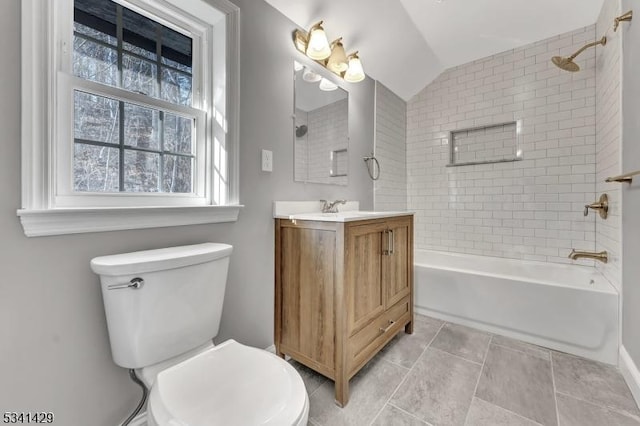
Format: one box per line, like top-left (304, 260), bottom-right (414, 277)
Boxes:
top-left (345, 221), bottom-right (387, 335)
top-left (383, 217), bottom-right (412, 308)
top-left (277, 223), bottom-right (337, 372)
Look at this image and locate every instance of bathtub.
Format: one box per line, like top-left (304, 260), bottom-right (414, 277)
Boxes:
top-left (414, 250), bottom-right (619, 364)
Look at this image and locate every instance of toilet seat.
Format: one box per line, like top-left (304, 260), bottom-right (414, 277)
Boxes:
top-left (147, 340), bottom-right (309, 426)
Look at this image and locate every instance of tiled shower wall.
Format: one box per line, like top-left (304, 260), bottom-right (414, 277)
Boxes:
top-left (307, 99), bottom-right (348, 185)
top-left (406, 26), bottom-right (598, 264)
top-left (595, 0), bottom-right (623, 291)
top-left (294, 99), bottom-right (348, 185)
top-left (374, 82), bottom-right (407, 211)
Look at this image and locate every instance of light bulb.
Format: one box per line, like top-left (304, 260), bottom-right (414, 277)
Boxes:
top-left (344, 53), bottom-right (365, 83)
top-left (327, 40), bottom-right (348, 73)
top-left (306, 23), bottom-right (331, 60)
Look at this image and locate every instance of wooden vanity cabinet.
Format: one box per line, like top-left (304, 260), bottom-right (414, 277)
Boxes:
top-left (274, 215), bottom-right (413, 407)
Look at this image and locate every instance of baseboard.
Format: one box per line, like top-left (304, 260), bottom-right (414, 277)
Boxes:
top-left (620, 345), bottom-right (640, 407)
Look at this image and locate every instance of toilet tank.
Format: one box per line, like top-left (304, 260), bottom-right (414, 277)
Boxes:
top-left (91, 243), bottom-right (233, 369)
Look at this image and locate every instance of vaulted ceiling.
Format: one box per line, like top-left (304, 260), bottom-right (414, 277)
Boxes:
top-left (265, 0), bottom-right (605, 100)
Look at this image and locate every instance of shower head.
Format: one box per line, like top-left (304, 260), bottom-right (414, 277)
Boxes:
top-left (295, 125), bottom-right (308, 138)
top-left (551, 56), bottom-right (580, 72)
top-left (551, 36), bottom-right (606, 72)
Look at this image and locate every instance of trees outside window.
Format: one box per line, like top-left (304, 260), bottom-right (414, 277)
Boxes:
top-left (73, 0), bottom-right (196, 194)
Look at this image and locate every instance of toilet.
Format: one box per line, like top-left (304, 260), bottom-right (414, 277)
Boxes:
top-left (91, 243), bottom-right (309, 426)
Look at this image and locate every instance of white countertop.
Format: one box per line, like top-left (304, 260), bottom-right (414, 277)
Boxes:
top-left (274, 210), bottom-right (414, 222)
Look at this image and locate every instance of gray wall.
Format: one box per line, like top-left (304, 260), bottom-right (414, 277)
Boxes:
top-left (621, 0), bottom-right (640, 372)
top-left (0, 0), bottom-right (375, 424)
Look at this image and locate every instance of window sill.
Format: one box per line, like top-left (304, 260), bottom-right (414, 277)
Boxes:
top-left (17, 205), bottom-right (243, 237)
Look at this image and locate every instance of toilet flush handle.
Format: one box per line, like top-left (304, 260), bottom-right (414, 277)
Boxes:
top-left (108, 277), bottom-right (145, 290)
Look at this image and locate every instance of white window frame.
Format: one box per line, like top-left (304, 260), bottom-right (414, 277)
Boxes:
top-left (19, 0), bottom-right (241, 237)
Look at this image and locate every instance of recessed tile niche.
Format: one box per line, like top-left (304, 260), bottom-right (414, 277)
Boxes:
top-left (448, 121), bottom-right (522, 167)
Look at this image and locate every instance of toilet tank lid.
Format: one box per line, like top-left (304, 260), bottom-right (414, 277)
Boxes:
top-left (90, 243), bottom-right (233, 276)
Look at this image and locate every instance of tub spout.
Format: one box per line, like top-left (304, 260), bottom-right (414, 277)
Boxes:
top-left (568, 249), bottom-right (608, 263)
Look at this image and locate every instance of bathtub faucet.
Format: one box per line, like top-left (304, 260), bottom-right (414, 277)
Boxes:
top-left (568, 249), bottom-right (608, 264)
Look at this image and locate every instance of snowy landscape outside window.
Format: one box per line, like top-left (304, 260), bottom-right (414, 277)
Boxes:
top-left (73, 0), bottom-right (196, 194)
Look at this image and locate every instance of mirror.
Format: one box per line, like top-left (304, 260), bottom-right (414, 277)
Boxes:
top-left (294, 62), bottom-right (349, 185)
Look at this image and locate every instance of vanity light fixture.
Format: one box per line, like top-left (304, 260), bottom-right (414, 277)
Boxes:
top-left (296, 21), bottom-right (331, 60)
top-left (344, 52), bottom-right (365, 83)
top-left (319, 78), bottom-right (338, 91)
top-left (302, 68), bottom-right (322, 83)
top-left (294, 21), bottom-right (366, 82)
top-left (327, 38), bottom-right (348, 73)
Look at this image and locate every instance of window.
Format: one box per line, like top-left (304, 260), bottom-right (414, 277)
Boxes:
top-left (72, 0), bottom-right (197, 195)
top-left (19, 0), bottom-right (240, 236)
top-left (58, 0), bottom-right (209, 207)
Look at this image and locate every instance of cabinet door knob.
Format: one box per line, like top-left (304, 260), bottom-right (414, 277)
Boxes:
top-left (379, 320), bottom-right (396, 334)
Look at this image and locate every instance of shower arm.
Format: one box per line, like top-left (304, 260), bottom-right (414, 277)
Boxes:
top-left (567, 36), bottom-right (607, 60)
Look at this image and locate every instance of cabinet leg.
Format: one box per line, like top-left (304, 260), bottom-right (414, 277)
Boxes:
top-left (334, 375), bottom-right (350, 407)
top-left (405, 320), bottom-right (414, 335)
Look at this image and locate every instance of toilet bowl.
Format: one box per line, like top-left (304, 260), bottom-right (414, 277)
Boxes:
top-left (90, 243), bottom-right (309, 426)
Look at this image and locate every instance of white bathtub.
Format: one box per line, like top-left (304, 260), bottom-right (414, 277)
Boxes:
top-left (414, 250), bottom-right (619, 364)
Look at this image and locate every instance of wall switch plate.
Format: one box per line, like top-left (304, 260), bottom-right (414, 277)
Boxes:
top-left (261, 149), bottom-right (273, 172)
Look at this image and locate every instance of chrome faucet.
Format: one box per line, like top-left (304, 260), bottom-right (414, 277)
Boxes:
top-left (320, 199), bottom-right (346, 213)
top-left (568, 249), bottom-right (608, 263)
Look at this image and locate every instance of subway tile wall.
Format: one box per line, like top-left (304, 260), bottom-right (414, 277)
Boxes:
top-left (595, 0), bottom-right (622, 291)
top-left (294, 99), bottom-right (348, 185)
top-left (374, 82), bottom-right (408, 211)
top-left (307, 99), bottom-right (348, 185)
top-left (406, 26), bottom-right (599, 264)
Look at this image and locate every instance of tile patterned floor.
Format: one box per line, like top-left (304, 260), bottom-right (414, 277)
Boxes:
top-left (291, 315), bottom-right (640, 426)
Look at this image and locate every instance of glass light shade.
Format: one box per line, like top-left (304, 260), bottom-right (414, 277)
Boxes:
top-left (327, 41), bottom-right (348, 73)
top-left (302, 69), bottom-right (321, 83)
top-left (344, 55), bottom-right (365, 83)
top-left (319, 78), bottom-right (338, 91)
top-left (294, 60), bottom-right (303, 72)
top-left (306, 26), bottom-right (331, 60)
